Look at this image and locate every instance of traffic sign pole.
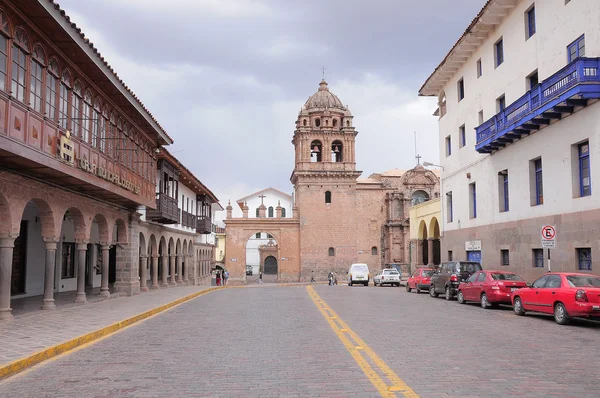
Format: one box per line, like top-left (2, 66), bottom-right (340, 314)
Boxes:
top-left (548, 248), bottom-right (551, 272)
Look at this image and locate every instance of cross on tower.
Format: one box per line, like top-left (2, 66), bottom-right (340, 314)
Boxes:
top-left (258, 194), bottom-right (266, 205)
top-left (321, 66), bottom-right (326, 80)
top-left (415, 154), bottom-right (422, 165)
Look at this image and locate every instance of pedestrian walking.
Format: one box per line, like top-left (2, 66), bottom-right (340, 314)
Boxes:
top-left (259, 271), bottom-right (263, 284)
top-left (224, 270), bottom-right (229, 286)
top-left (334, 272), bottom-right (338, 285)
top-left (328, 271), bottom-right (334, 286)
top-left (310, 270), bottom-right (315, 283)
top-left (216, 271), bottom-right (221, 286)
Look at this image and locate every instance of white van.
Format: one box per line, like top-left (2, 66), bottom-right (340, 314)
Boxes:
top-left (348, 263), bottom-right (370, 286)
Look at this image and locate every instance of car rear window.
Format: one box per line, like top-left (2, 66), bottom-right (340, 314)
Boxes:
top-left (566, 275), bottom-right (600, 287)
top-left (422, 270), bottom-right (434, 277)
top-left (383, 270), bottom-right (399, 275)
top-left (456, 262), bottom-right (482, 273)
top-left (353, 265), bottom-right (368, 272)
top-left (490, 273), bottom-right (523, 281)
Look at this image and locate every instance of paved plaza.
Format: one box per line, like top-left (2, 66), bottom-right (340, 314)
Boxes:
top-left (1, 284), bottom-right (599, 397)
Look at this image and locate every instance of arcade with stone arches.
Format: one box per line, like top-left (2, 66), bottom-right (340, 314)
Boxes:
top-left (245, 231), bottom-right (280, 283)
top-left (415, 217), bottom-right (441, 267)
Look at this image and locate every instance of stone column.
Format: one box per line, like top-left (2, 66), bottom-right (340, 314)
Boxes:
top-left (41, 239), bottom-right (58, 310)
top-left (139, 254), bottom-right (149, 292)
top-left (183, 255), bottom-right (189, 283)
top-left (151, 255), bottom-right (159, 289)
top-left (169, 254), bottom-right (177, 286)
top-left (74, 242), bottom-right (88, 303)
top-left (161, 254), bottom-right (169, 287)
top-left (100, 244), bottom-right (110, 298)
top-left (427, 238), bottom-right (434, 267)
top-left (0, 237), bottom-right (15, 320)
top-left (176, 254), bottom-right (183, 284)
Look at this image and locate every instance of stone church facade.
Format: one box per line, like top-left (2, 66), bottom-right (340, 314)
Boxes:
top-left (224, 80), bottom-right (439, 284)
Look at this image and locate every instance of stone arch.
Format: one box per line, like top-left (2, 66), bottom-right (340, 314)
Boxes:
top-left (168, 237), bottom-right (175, 253)
top-left (92, 213), bottom-right (110, 243)
top-left (411, 190), bottom-right (430, 206)
top-left (331, 140), bottom-right (343, 162)
top-left (139, 232), bottom-right (147, 255)
top-left (371, 246), bottom-right (378, 255)
top-left (112, 218), bottom-right (128, 244)
top-left (428, 217), bottom-right (440, 239)
top-left (17, 198), bottom-right (56, 239)
top-left (310, 140), bottom-right (322, 162)
top-left (62, 207), bottom-right (87, 241)
top-left (176, 238), bottom-right (182, 255)
top-left (188, 241), bottom-right (193, 256)
top-left (264, 256), bottom-right (277, 274)
top-left (418, 220), bottom-right (428, 240)
top-left (159, 236), bottom-right (167, 255)
top-left (182, 239), bottom-right (187, 255)
top-left (149, 234), bottom-right (158, 256)
top-left (0, 192), bottom-right (12, 236)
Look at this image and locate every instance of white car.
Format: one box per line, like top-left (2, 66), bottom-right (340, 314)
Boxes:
top-left (373, 269), bottom-right (401, 287)
top-left (348, 263), bottom-right (370, 286)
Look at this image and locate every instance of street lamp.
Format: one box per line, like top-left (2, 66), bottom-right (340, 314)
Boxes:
top-left (423, 162), bottom-right (445, 238)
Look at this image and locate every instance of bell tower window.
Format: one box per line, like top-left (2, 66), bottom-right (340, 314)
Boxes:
top-left (303, 119), bottom-right (307, 126)
top-left (325, 191), bottom-right (332, 204)
top-left (332, 119), bottom-right (338, 127)
top-left (315, 118), bottom-right (321, 127)
top-left (346, 120), bottom-right (350, 127)
top-left (331, 140), bottom-right (343, 162)
top-left (310, 140), bottom-right (322, 162)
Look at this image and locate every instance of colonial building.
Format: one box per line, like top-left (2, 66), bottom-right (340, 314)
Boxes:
top-left (224, 80), bottom-right (440, 283)
top-left (0, 0), bottom-right (219, 319)
top-left (419, 0), bottom-right (600, 280)
top-left (409, 196), bottom-right (441, 272)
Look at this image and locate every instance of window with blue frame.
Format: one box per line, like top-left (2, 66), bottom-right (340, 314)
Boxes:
top-left (568, 35), bottom-right (585, 62)
top-left (495, 38), bottom-right (504, 67)
top-left (535, 158), bottom-right (543, 205)
top-left (533, 249), bottom-right (544, 268)
top-left (497, 95), bottom-right (506, 112)
top-left (470, 182), bottom-right (477, 219)
top-left (445, 135), bottom-right (451, 157)
top-left (577, 248), bottom-right (592, 271)
top-left (447, 192), bottom-right (453, 223)
top-left (459, 125), bottom-right (466, 148)
top-left (476, 59), bottom-right (482, 78)
top-left (526, 6), bottom-right (536, 39)
top-left (499, 171), bottom-right (509, 212)
top-left (457, 78), bottom-right (464, 101)
top-left (579, 141), bottom-right (591, 197)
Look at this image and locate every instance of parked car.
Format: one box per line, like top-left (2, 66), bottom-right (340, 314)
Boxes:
top-left (406, 268), bottom-right (435, 293)
top-left (373, 268), bottom-right (401, 287)
top-left (457, 270), bottom-right (526, 308)
top-left (429, 261), bottom-right (482, 300)
top-left (348, 263), bottom-right (370, 286)
top-left (511, 272), bottom-right (600, 325)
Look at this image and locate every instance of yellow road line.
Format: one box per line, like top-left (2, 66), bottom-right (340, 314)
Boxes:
top-left (0, 286), bottom-right (226, 381)
top-left (307, 286), bottom-right (419, 398)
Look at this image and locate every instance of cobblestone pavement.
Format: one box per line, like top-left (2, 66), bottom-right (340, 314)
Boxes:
top-left (1, 284), bottom-right (599, 397)
top-left (0, 285), bottom-right (212, 366)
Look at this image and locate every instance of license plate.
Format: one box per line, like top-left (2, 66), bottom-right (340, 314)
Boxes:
top-left (356, 276), bottom-right (363, 279)
top-left (593, 305), bottom-right (600, 311)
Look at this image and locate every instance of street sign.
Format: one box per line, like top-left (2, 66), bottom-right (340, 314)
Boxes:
top-left (541, 225), bottom-right (556, 248)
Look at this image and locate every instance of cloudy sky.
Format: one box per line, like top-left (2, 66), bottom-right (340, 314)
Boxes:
top-left (58, 0), bottom-right (483, 220)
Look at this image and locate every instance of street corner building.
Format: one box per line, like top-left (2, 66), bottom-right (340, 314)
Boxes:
top-left (0, 0), bottom-right (221, 320)
top-left (223, 79), bottom-right (441, 284)
top-left (419, 0), bottom-right (600, 281)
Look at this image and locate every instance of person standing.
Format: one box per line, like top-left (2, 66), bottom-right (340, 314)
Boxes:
top-left (216, 271), bottom-right (221, 286)
top-left (224, 270), bottom-right (229, 286)
top-left (311, 271), bottom-right (315, 283)
top-left (328, 271), bottom-right (334, 286)
top-left (259, 271), bottom-right (263, 284)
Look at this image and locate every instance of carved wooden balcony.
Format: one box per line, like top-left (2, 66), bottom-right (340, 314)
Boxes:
top-left (147, 192), bottom-right (180, 224)
top-left (196, 216), bottom-right (212, 234)
top-left (181, 210), bottom-right (195, 228)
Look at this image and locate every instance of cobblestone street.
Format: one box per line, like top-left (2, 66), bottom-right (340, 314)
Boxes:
top-left (1, 284), bottom-right (599, 397)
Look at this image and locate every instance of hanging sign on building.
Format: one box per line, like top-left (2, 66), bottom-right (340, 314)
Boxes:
top-left (76, 157), bottom-right (140, 195)
top-left (541, 225), bottom-right (556, 249)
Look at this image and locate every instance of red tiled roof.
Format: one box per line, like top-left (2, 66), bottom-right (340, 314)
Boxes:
top-left (49, 0), bottom-right (173, 143)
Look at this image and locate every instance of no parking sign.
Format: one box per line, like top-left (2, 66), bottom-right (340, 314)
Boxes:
top-left (541, 225), bottom-right (556, 249)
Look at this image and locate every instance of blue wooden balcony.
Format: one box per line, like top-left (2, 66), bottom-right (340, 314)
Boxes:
top-left (476, 58), bottom-right (600, 154)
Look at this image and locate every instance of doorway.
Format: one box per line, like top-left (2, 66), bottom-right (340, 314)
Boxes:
top-left (109, 246), bottom-right (117, 284)
top-left (11, 220), bottom-right (28, 295)
top-left (264, 256), bottom-right (278, 274)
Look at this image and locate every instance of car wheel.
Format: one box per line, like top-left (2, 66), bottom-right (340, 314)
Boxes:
top-left (349, 282), bottom-right (352, 287)
top-left (554, 302), bottom-right (572, 325)
top-left (364, 282), bottom-right (368, 287)
top-left (429, 285), bottom-right (438, 298)
top-left (457, 290), bottom-right (466, 304)
top-left (445, 286), bottom-right (453, 301)
top-left (481, 293), bottom-right (490, 309)
top-left (513, 297), bottom-right (525, 316)
top-left (405, 284), bottom-right (411, 292)
top-left (397, 283), bottom-right (401, 287)
top-left (415, 286), bottom-right (420, 294)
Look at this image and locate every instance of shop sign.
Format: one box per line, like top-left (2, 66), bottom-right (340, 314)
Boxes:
top-left (465, 240), bottom-right (482, 251)
top-left (76, 157), bottom-right (140, 194)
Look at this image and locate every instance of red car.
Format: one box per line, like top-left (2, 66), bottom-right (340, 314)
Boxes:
top-left (457, 270), bottom-right (527, 308)
top-left (511, 272), bottom-right (600, 325)
top-left (406, 268), bottom-right (435, 294)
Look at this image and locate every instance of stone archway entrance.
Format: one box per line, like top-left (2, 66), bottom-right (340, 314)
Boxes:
top-left (264, 256), bottom-right (277, 274)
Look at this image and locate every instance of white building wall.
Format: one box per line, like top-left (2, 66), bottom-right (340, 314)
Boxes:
top-left (438, 0), bottom-right (600, 233)
top-left (239, 189), bottom-right (292, 218)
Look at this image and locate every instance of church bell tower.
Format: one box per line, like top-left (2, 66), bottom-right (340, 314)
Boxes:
top-left (291, 80), bottom-right (362, 280)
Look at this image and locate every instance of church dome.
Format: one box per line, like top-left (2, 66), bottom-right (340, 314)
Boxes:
top-left (304, 79), bottom-right (345, 110)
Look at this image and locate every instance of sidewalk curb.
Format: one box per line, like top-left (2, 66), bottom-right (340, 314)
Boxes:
top-left (0, 286), bottom-right (225, 381)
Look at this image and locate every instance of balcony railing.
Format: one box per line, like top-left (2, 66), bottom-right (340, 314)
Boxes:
top-left (181, 210), bottom-right (195, 228)
top-left (147, 193), bottom-right (180, 224)
top-left (476, 58), bottom-right (600, 154)
top-left (196, 216), bottom-right (212, 234)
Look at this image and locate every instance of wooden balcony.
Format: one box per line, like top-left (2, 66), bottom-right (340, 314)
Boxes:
top-left (476, 58), bottom-right (600, 154)
top-left (181, 210), bottom-right (195, 228)
top-left (196, 216), bottom-right (212, 234)
top-left (147, 193), bottom-right (180, 224)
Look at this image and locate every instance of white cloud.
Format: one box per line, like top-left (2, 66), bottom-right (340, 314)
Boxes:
top-left (259, 37), bottom-right (329, 58)
top-left (103, 0), bottom-right (274, 17)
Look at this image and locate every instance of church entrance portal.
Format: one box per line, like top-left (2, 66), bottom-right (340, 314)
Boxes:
top-left (245, 232), bottom-right (279, 283)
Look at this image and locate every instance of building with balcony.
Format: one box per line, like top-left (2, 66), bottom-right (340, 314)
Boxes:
top-left (139, 148), bottom-right (221, 289)
top-left (419, 0), bottom-right (599, 280)
top-left (0, 0), bottom-right (221, 320)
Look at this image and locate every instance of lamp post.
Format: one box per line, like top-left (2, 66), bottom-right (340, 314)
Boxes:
top-left (423, 162), bottom-right (445, 238)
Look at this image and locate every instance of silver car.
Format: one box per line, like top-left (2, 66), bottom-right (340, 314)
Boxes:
top-left (373, 269), bottom-right (401, 287)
